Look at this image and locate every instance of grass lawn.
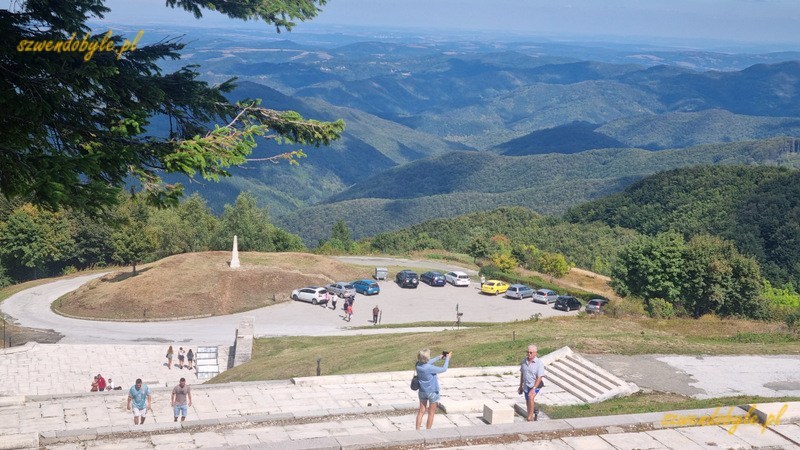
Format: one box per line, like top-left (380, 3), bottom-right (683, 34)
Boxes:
top-left (213, 314), bottom-right (800, 383)
top-left (543, 392), bottom-right (800, 419)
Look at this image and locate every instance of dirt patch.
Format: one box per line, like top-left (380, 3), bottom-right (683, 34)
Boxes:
top-left (517, 266), bottom-right (620, 300)
top-left (0, 321), bottom-right (62, 347)
top-left (54, 252), bottom-right (366, 321)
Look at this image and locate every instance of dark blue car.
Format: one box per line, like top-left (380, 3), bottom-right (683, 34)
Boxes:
top-left (420, 271), bottom-right (446, 286)
top-left (352, 279), bottom-right (380, 295)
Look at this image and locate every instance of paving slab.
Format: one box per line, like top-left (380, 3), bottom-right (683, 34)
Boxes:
top-left (749, 401), bottom-right (800, 426)
top-left (720, 423), bottom-right (796, 448)
top-left (645, 429), bottom-right (707, 450)
top-left (0, 433), bottom-right (38, 450)
top-left (676, 425), bottom-right (752, 449)
top-left (250, 436), bottom-right (340, 449)
top-left (600, 431), bottom-right (668, 449)
top-left (560, 435), bottom-right (617, 449)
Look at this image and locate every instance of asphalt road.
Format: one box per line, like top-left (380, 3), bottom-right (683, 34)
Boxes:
top-left (0, 258), bottom-right (577, 345)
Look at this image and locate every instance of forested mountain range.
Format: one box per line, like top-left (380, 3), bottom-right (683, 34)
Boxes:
top-left (358, 164), bottom-right (800, 289)
top-left (276, 138), bottom-right (800, 245)
top-left (142, 26), bottom-right (800, 240)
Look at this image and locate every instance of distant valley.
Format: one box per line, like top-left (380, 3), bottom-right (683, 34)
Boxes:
top-left (151, 26), bottom-right (800, 243)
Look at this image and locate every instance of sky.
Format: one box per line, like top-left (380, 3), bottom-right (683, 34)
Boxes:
top-left (101, 0), bottom-right (800, 49)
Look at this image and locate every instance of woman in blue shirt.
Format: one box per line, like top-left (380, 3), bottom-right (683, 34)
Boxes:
top-left (415, 348), bottom-right (451, 429)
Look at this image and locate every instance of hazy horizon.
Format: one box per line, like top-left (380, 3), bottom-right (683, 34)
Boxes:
top-left (96, 0), bottom-right (800, 52)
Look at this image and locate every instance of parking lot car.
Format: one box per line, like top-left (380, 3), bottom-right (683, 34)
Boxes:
top-left (420, 271), bottom-right (446, 286)
top-left (554, 296), bottom-right (582, 311)
top-left (532, 289), bottom-right (559, 304)
top-left (505, 284), bottom-right (534, 300)
top-left (326, 282), bottom-right (356, 298)
top-left (445, 271), bottom-right (471, 287)
top-left (396, 270), bottom-right (419, 288)
top-left (352, 279), bottom-right (380, 295)
top-left (586, 298), bottom-right (608, 314)
top-left (481, 280), bottom-right (509, 295)
top-left (291, 286), bottom-right (329, 305)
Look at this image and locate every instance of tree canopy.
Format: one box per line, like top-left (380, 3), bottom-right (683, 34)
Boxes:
top-left (0, 0), bottom-right (343, 213)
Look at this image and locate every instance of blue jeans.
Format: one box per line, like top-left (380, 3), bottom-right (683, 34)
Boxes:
top-left (418, 390), bottom-right (441, 404)
top-left (174, 405), bottom-right (188, 417)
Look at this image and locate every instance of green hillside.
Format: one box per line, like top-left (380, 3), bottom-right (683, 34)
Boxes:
top-left (598, 109), bottom-right (800, 150)
top-left (565, 164), bottom-right (800, 286)
top-left (277, 138), bottom-right (800, 244)
top-left (495, 121), bottom-right (628, 155)
top-left (361, 206), bottom-right (639, 274)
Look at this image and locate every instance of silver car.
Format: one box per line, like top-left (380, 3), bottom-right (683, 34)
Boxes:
top-left (505, 284), bottom-right (534, 300)
top-left (586, 299), bottom-right (609, 314)
top-left (532, 289), bottom-right (559, 304)
top-left (326, 282), bottom-right (356, 298)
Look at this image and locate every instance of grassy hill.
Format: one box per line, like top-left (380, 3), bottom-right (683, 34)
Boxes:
top-left (277, 138), bottom-right (800, 245)
top-left (54, 252), bottom-right (364, 320)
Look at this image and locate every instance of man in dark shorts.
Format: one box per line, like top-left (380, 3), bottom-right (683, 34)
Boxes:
top-left (518, 344), bottom-right (545, 421)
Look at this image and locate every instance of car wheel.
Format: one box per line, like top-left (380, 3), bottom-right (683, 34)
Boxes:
top-left (312, 298), bottom-right (318, 305)
top-left (292, 294), bottom-right (299, 301)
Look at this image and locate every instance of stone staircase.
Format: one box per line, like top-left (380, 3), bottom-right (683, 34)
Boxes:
top-left (195, 346), bottom-right (220, 380)
top-left (542, 347), bottom-right (636, 403)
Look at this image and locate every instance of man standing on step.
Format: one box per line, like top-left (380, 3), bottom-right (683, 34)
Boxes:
top-left (518, 344), bottom-right (545, 421)
top-left (127, 378), bottom-right (152, 425)
top-left (171, 377), bottom-right (193, 422)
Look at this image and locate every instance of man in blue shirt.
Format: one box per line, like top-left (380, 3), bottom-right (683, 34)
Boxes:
top-left (518, 344), bottom-right (545, 421)
top-left (127, 378), bottom-right (152, 425)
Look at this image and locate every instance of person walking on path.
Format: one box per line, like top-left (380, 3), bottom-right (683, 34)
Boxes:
top-left (372, 305), bottom-right (380, 324)
top-left (178, 347), bottom-right (185, 369)
top-left (166, 345), bottom-right (174, 369)
top-left (171, 377), bottom-right (193, 422)
top-left (127, 378), bottom-right (152, 425)
top-left (187, 349), bottom-right (194, 371)
top-left (415, 348), bottom-right (451, 430)
top-left (518, 344), bottom-right (545, 421)
top-left (480, 275), bottom-right (485, 287)
top-left (330, 293), bottom-right (338, 310)
top-left (346, 303), bottom-right (353, 322)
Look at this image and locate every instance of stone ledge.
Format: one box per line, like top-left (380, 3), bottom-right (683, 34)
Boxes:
top-left (0, 396), bottom-right (25, 407)
top-left (0, 433), bottom-right (38, 450)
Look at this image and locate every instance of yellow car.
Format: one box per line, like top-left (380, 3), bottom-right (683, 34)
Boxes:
top-left (481, 280), bottom-right (509, 295)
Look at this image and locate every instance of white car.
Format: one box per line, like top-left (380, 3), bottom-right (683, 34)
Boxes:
top-left (291, 286), bottom-right (329, 305)
top-left (445, 271), bottom-right (471, 287)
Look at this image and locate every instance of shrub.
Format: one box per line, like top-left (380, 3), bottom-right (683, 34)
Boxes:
top-left (786, 309), bottom-right (800, 334)
top-left (61, 266), bottom-right (78, 276)
top-left (605, 297), bottom-right (646, 318)
top-left (646, 297), bottom-right (676, 319)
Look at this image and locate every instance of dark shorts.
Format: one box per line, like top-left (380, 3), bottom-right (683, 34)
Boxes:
top-left (523, 387), bottom-right (541, 402)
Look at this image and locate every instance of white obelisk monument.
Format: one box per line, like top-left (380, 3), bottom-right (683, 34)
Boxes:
top-left (230, 235), bottom-right (241, 268)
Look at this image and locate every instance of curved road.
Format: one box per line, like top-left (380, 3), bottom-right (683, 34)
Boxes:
top-left (2, 257), bottom-right (561, 345)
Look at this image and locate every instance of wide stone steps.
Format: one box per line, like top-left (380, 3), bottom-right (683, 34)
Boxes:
top-left (195, 346), bottom-right (220, 380)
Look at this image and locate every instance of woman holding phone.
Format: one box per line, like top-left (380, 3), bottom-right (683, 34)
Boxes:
top-left (414, 348), bottom-right (451, 430)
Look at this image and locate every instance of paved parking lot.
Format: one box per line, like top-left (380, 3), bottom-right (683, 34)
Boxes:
top-left (2, 264), bottom-right (577, 345)
top-left (318, 277), bottom-right (579, 327)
